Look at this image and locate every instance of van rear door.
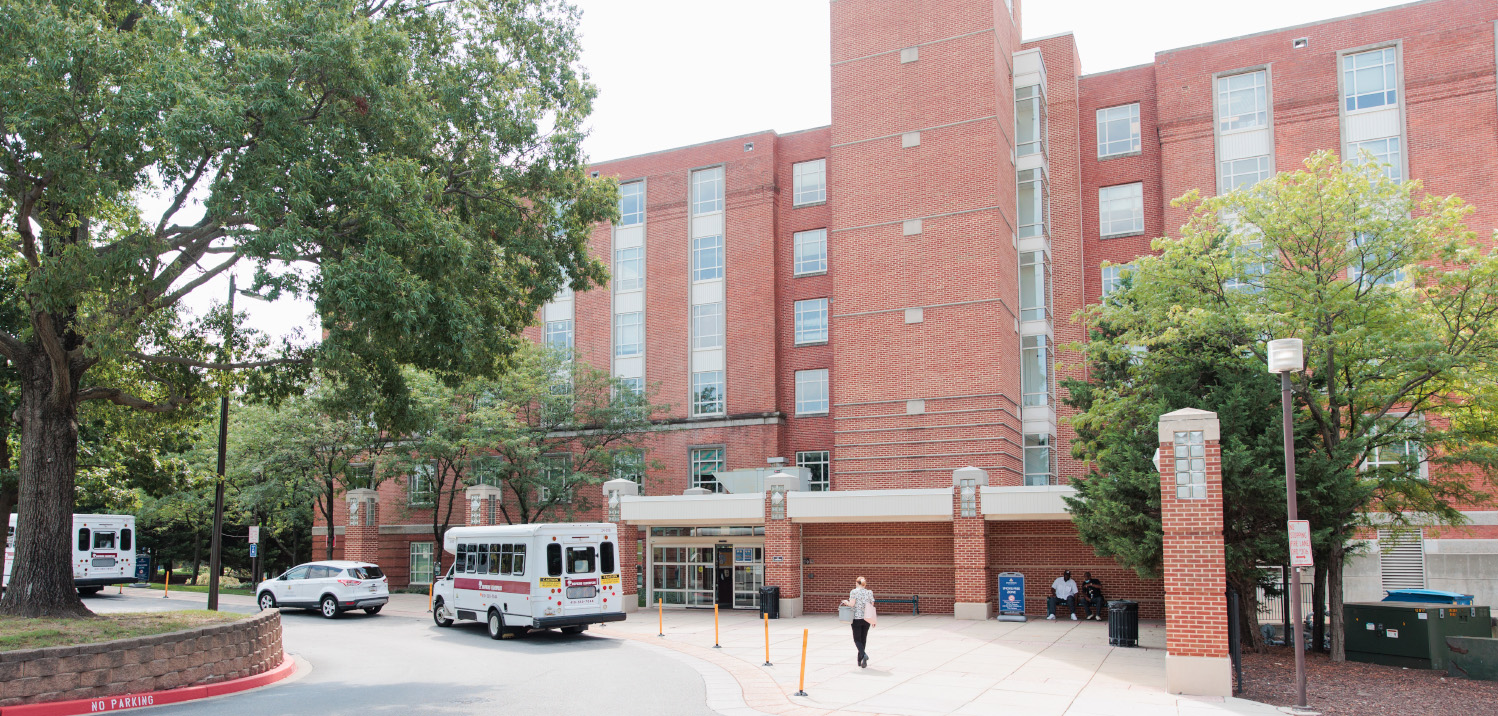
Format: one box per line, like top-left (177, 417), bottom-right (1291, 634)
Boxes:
top-left (561, 538), bottom-right (602, 615)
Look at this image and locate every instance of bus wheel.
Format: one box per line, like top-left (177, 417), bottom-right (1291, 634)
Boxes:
top-left (433, 598), bottom-right (454, 628)
top-left (77, 587), bottom-right (103, 596)
top-left (561, 625), bottom-right (586, 635)
top-left (487, 610), bottom-right (507, 640)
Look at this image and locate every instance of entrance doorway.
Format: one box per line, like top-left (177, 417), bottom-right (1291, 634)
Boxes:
top-left (646, 526), bottom-right (765, 609)
top-left (715, 545), bottom-right (734, 607)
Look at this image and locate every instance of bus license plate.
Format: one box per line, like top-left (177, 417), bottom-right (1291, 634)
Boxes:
top-left (567, 586), bottom-right (596, 599)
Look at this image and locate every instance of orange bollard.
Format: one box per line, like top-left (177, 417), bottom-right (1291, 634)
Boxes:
top-left (713, 603), bottom-right (721, 648)
top-left (163, 573), bottom-right (170, 599)
top-left (794, 628), bottom-right (808, 696)
top-left (658, 598), bottom-right (665, 637)
top-left (763, 612), bottom-right (772, 666)
top-left (427, 582), bottom-right (434, 612)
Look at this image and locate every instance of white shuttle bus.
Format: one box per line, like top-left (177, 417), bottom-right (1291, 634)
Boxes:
top-left (432, 522), bottom-right (627, 639)
top-left (4, 514), bottom-right (137, 594)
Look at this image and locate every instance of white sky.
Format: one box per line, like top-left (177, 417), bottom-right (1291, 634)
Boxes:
top-left (192, 0), bottom-right (1416, 340)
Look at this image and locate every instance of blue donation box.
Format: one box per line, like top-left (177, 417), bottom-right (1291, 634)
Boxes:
top-left (134, 555), bottom-right (152, 584)
top-left (997, 572), bottom-right (1026, 622)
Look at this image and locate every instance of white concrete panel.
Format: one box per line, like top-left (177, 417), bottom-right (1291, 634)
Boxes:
top-left (1017, 236), bottom-right (1049, 254)
top-left (904, 308), bottom-right (924, 323)
top-left (1018, 320), bottom-right (1052, 338)
top-left (787, 489), bottom-right (953, 523)
top-left (1016, 152), bottom-right (1046, 172)
top-left (1219, 128), bottom-right (1270, 161)
top-left (693, 348), bottom-right (724, 372)
top-left (903, 219), bottom-right (923, 235)
top-left (615, 225), bottom-right (645, 249)
top-left (1022, 404), bottom-right (1056, 434)
top-left (615, 290), bottom-right (644, 314)
top-left (543, 299), bottom-right (572, 323)
top-left (620, 494), bottom-right (765, 525)
top-left (1345, 107), bottom-right (1400, 143)
top-left (1013, 49), bottom-right (1044, 76)
top-left (902, 132), bottom-right (920, 148)
top-left (691, 212), bottom-right (723, 239)
top-left (691, 280), bottom-right (724, 305)
top-left (980, 485), bottom-right (1076, 519)
top-left (614, 356), bottom-right (643, 379)
top-left (899, 47), bottom-right (918, 63)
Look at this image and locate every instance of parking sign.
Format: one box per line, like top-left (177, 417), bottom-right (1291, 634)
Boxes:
top-left (248, 526), bottom-right (260, 544)
top-left (1289, 520), bottom-right (1313, 567)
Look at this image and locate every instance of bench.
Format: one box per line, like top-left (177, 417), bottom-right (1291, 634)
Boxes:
top-left (875, 595), bottom-right (919, 615)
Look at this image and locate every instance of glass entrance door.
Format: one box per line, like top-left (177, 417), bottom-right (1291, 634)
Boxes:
top-left (732, 545), bottom-right (764, 609)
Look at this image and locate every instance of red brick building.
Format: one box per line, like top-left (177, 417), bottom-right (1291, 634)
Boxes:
top-left (315, 0), bottom-right (1498, 616)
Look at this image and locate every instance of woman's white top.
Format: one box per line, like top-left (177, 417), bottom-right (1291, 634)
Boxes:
top-left (848, 587), bottom-right (874, 620)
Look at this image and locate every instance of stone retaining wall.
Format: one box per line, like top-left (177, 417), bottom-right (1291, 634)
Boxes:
top-left (0, 610), bottom-right (283, 707)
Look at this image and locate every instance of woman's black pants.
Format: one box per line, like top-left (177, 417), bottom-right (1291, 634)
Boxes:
top-left (851, 618), bottom-right (871, 660)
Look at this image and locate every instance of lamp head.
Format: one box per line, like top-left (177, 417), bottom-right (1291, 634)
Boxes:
top-left (1267, 338), bottom-right (1304, 374)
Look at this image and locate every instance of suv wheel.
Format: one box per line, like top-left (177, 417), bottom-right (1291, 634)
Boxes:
top-left (487, 610), bottom-right (506, 640)
top-left (561, 625), bottom-right (586, 635)
top-left (433, 597), bottom-right (453, 627)
top-left (320, 595), bottom-right (340, 619)
top-left (258, 592), bottom-right (277, 611)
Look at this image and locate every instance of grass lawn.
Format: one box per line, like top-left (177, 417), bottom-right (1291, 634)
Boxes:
top-left (0, 610), bottom-right (246, 652)
top-left (144, 582), bottom-right (256, 597)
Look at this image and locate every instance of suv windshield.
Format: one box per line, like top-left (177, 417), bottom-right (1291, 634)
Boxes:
top-left (347, 566), bottom-right (384, 580)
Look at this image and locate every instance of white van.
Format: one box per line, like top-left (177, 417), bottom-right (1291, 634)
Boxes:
top-left (432, 522), bottom-right (627, 639)
top-left (3, 514), bottom-right (137, 595)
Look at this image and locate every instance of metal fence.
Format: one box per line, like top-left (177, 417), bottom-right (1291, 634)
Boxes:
top-left (1254, 566), bottom-right (1325, 647)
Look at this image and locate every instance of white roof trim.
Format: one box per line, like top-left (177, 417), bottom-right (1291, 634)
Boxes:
top-left (619, 494), bottom-right (765, 526)
top-left (981, 485), bottom-right (1077, 520)
top-left (788, 488), bottom-right (953, 523)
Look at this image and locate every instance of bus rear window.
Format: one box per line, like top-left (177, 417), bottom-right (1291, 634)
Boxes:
top-left (546, 543), bottom-right (562, 577)
top-left (601, 541), bottom-right (616, 574)
top-left (121, 528), bottom-right (132, 551)
top-left (77, 528), bottom-right (90, 552)
top-left (566, 546), bottom-right (596, 574)
top-left (94, 532), bottom-right (116, 550)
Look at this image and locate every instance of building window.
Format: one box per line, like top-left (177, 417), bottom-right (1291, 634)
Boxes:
top-left (615, 246), bottom-right (644, 292)
top-left (1349, 233), bottom-right (1406, 287)
top-left (613, 449), bottom-right (644, 489)
top-left (538, 454), bottom-right (572, 503)
top-left (691, 371), bottom-right (724, 416)
top-left (691, 302), bottom-right (725, 350)
top-left (1217, 70), bottom-right (1268, 132)
top-left (793, 229), bottom-right (827, 275)
top-left (614, 312), bottom-right (644, 357)
top-left (1015, 85), bottom-right (1045, 156)
top-left (1021, 335), bottom-right (1049, 407)
top-left (1019, 251), bottom-right (1047, 322)
top-left (795, 369), bottom-right (829, 415)
top-left (796, 450), bottom-right (830, 492)
top-left (545, 319), bottom-right (574, 352)
top-left (692, 234), bottom-right (724, 282)
top-left (690, 447), bottom-right (725, 493)
top-left (793, 159), bottom-right (826, 206)
top-left (619, 181), bottom-right (645, 226)
top-left (793, 298), bottom-right (829, 344)
top-left (1344, 47), bottom-right (1397, 112)
top-left (1024, 434), bottom-right (1053, 486)
top-left (1219, 156), bottom-right (1272, 192)
top-left (1101, 263), bottom-right (1135, 297)
top-left (1349, 137), bottom-right (1401, 181)
top-left (1362, 417), bottom-right (1423, 475)
top-left (1099, 183), bottom-right (1144, 237)
top-left (618, 376), bottom-right (644, 394)
top-left (692, 167), bottom-right (724, 215)
top-left (409, 542), bottom-right (435, 585)
top-left (1097, 103), bottom-right (1141, 158)
top-left (472, 456), bottom-right (502, 487)
top-left (408, 464), bottom-right (435, 507)
top-left (1173, 430), bottom-right (1207, 500)
top-left (1017, 168), bottom-right (1047, 238)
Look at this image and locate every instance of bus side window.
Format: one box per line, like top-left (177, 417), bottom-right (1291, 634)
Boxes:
top-left (489, 544), bottom-right (501, 575)
top-left (465, 547), bottom-right (477, 574)
top-left (121, 528), bottom-right (132, 551)
top-left (512, 544), bottom-right (526, 576)
top-left (456, 543), bottom-right (467, 574)
top-left (477, 544), bottom-right (489, 575)
top-left (601, 541), bottom-right (616, 574)
top-left (497, 544), bottom-right (510, 575)
top-left (546, 543), bottom-right (562, 577)
top-left (77, 528), bottom-right (90, 552)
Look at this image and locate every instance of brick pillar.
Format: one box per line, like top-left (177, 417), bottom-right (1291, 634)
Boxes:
top-left (343, 488), bottom-right (381, 565)
top-left (952, 466), bottom-right (992, 620)
top-left (601, 479), bottom-right (640, 613)
top-left (464, 484), bottom-right (504, 526)
top-left (764, 471), bottom-right (802, 617)
top-left (1158, 408), bottom-right (1231, 696)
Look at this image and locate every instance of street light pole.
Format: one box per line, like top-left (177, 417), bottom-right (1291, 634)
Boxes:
top-left (207, 277), bottom-right (235, 611)
top-left (1268, 338), bottom-right (1308, 710)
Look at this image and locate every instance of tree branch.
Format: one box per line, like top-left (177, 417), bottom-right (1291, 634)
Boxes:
top-left (153, 252), bottom-right (241, 310)
top-left (0, 331), bottom-right (21, 362)
top-left (154, 154), bottom-right (214, 238)
top-left (77, 387), bottom-right (191, 413)
top-left (127, 351), bottom-right (309, 371)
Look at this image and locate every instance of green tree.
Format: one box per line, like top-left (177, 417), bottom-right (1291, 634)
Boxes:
top-left (0, 0), bottom-right (612, 617)
top-left (1069, 151), bottom-right (1498, 660)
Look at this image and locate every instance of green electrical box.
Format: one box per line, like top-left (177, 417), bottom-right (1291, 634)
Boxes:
top-left (1344, 601), bottom-right (1492, 670)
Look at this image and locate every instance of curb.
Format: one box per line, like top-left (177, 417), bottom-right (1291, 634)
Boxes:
top-left (0, 654), bottom-right (296, 716)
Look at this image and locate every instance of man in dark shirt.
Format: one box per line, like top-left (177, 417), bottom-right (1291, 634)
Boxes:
top-left (1080, 572), bottom-right (1106, 621)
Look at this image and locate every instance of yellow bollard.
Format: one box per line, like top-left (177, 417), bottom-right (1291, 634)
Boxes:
top-left (427, 581), bottom-right (434, 612)
top-left (713, 603), bottom-right (721, 648)
top-left (794, 628), bottom-right (808, 696)
top-left (763, 612), bottom-right (772, 666)
top-left (163, 573), bottom-right (170, 599)
top-left (658, 598), bottom-right (664, 637)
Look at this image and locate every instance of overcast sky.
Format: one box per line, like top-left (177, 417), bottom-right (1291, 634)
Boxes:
top-left (198, 0), bottom-right (1416, 340)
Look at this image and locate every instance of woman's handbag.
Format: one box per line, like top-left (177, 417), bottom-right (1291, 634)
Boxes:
top-left (866, 602), bottom-right (878, 627)
top-left (838, 605), bottom-right (853, 622)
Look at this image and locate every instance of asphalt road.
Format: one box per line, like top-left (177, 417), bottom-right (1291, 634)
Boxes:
top-left (84, 591), bottom-right (717, 716)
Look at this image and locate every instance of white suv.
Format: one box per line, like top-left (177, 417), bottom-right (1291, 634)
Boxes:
top-left (256, 561), bottom-right (389, 618)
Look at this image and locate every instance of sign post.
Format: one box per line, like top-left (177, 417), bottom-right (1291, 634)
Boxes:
top-left (248, 525), bottom-right (261, 583)
top-left (997, 572), bottom-right (1026, 622)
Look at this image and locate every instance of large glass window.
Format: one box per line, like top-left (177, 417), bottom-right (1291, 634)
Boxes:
top-left (538, 454), bottom-right (572, 503)
top-left (1099, 183), bottom-right (1144, 237)
top-left (1101, 263), bottom-right (1135, 298)
top-left (691, 371), bottom-right (724, 416)
top-left (545, 319), bottom-right (574, 352)
top-left (1220, 156), bottom-right (1271, 192)
top-left (692, 234), bottom-right (724, 282)
top-left (1024, 434), bottom-right (1053, 486)
top-left (795, 369), bottom-right (829, 415)
top-left (692, 167), bottom-right (724, 215)
top-left (793, 229), bottom-right (827, 275)
top-left (612, 449), bottom-right (644, 488)
top-left (1217, 70), bottom-right (1268, 132)
top-left (691, 302), bottom-right (724, 350)
top-left (1015, 85), bottom-right (1045, 156)
top-left (1097, 103), bottom-right (1141, 158)
top-left (1349, 232), bottom-right (1406, 287)
top-left (614, 246), bottom-right (644, 292)
top-left (793, 159), bottom-right (826, 206)
top-left (1349, 137), bottom-right (1402, 181)
top-left (1021, 335), bottom-right (1050, 407)
top-left (690, 447), bottom-right (725, 492)
top-left (796, 450), bottom-right (830, 492)
top-left (1344, 47), bottom-right (1398, 112)
top-left (614, 312), bottom-right (644, 357)
top-left (793, 298), bottom-right (828, 344)
top-left (619, 182), bottom-right (645, 226)
top-left (408, 464), bottom-right (435, 507)
top-left (1019, 251), bottom-right (1047, 322)
top-left (1363, 418), bottom-right (1423, 476)
top-left (409, 543), bottom-right (434, 585)
top-left (652, 546), bottom-right (714, 606)
top-left (566, 546), bottom-right (596, 574)
top-left (1017, 168), bottom-right (1047, 239)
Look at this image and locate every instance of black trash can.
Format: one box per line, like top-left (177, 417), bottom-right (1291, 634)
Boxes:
top-left (1108, 600), bottom-right (1139, 647)
top-left (760, 586), bottom-right (781, 619)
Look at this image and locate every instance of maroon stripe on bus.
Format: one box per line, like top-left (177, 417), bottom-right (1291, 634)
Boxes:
top-left (453, 578), bottom-right (531, 594)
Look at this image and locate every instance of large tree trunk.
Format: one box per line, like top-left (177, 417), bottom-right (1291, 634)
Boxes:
top-left (0, 358), bottom-right (90, 618)
top-left (1329, 540), bottom-right (1347, 661)
top-left (189, 532), bottom-right (203, 585)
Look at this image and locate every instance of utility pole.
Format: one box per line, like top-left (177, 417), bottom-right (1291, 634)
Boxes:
top-left (207, 277), bottom-right (235, 611)
top-left (1268, 338), bottom-right (1308, 711)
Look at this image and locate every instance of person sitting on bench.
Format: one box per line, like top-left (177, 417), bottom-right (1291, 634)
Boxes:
top-left (1080, 572), bottom-right (1106, 621)
top-left (1047, 570), bottom-right (1078, 621)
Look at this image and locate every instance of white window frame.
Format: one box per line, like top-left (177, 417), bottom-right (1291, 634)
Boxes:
top-left (612, 449), bottom-right (645, 489)
top-left (795, 369), bottom-right (829, 415)
top-left (538, 453), bottom-right (572, 503)
top-left (1097, 103), bottom-right (1141, 158)
top-left (1101, 263), bottom-right (1135, 298)
top-left (545, 319), bottom-right (574, 352)
top-left (1217, 70), bottom-right (1268, 133)
top-left (1219, 155), bottom-right (1271, 193)
top-left (1015, 84), bottom-right (1046, 157)
top-left (614, 312), bottom-right (644, 357)
top-left (796, 450), bottom-right (830, 492)
top-left (793, 298), bottom-right (829, 345)
top-left (691, 371), bottom-right (724, 416)
top-left (1098, 183), bottom-right (1144, 238)
top-left (1021, 335), bottom-right (1050, 407)
top-left (691, 167), bottom-right (724, 215)
top-left (1348, 137), bottom-right (1402, 182)
top-left (1361, 416), bottom-right (1426, 478)
top-left (793, 229), bottom-right (827, 276)
top-left (690, 446), bottom-right (726, 493)
top-left (1017, 168), bottom-right (1047, 239)
top-left (691, 234), bottom-right (724, 283)
top-left (1342, 47), bottom-right (1398, 113)
top-left (1018, 251), bottom-right (1048, 322)
top-left (1023, 434), bottom-right (1053, 486)
top-left (793, 159), bottom-right (826, 207)
top-left (614, 246), bottom-right (644, 292)
top-left (691, 302), bottom-right (725, 350)
top-left (409, 542), bottom-right (435, 585)
top-left (408, 463), bottom-right (435, 507)
top-left (619, 181), bottom-right (645, 226)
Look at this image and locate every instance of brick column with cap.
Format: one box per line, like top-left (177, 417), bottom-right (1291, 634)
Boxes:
top-left (464, 484), bottom-right (504, 526)
top-left (343, 488), bottom-right (380, 565)
top-left (764, 471), bottom-right (802, 617)
top-left (1157, 408), bottom-right (1231, 696)
top-left (952, 466), bottom-right (992, 620)
top-left (601, 479), bottom-right (640, 613)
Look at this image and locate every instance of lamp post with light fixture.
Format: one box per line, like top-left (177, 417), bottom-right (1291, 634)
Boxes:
top-left (1267, 337), bottom-right (1308, 710)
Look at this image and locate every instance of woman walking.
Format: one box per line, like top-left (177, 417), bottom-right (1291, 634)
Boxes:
top-left (842, 576), bottom-right (876, 668)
